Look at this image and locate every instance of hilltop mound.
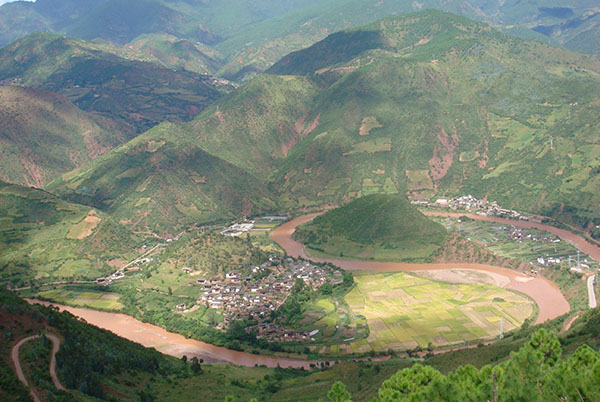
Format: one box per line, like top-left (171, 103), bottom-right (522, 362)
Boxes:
top-left (294, 194), bottom-right (447, 261)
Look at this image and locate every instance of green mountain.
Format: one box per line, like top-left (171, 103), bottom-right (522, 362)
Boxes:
top-left (34, 9), bottom-right (596, 232)
top-left (214, 0), bottom-right (598, 80)
top-left (168, 10), bottom-right (600, 231)
top-left (2, 0), bottom-right (599, 83)
top-left (295, 194), bottom-right (447, 261)
top-left (47, 122), bottom-right (276, 235)
top-left (0, 85), bottom-right (127, 188)
top-left (271, 11), bottom-right (600, 228)
top-left (0, 181), bottom-right (140, 289)
top-left (0, 32), bottom-right (228, 134)
top-left (126, 33), bottom-right (225, 75)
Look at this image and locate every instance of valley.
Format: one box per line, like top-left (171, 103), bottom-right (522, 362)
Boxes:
top-left (1, 3), bottom-right (600, 401)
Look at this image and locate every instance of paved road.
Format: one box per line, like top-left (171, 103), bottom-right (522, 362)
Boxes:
top-left (588, 275), bottom-right (597, 309)
top-left (11, 333), bottom-right (66, 401)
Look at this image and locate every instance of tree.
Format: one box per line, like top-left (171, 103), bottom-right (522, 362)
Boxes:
top-left (190, 357), bottom-right (202, 373)
top-left (328, 381), bottom-right (352, 402)
top-left (320, 283), bottom-right (333, 295)
top-left (378, 364), bottom-right (442, 401)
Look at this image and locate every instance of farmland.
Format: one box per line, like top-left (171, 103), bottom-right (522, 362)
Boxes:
top-left (432, 215), bottom-right (597, 310)
top-left (343, 272), bottom-right (534, 352)
top-left (34, 288), bottom-right (124, 311)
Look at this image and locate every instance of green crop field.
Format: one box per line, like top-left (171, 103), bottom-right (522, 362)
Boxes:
top-left (344, 272), bottom-right (534, 352)
top-left (35, 288), bottom-right (124, 311)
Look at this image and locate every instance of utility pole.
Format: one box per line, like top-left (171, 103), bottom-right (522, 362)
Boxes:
top-left (550, 137), bottom-right (554, 150)
top-left (577, 250), bottom-right (581, 270)
top-left (500, 317), bottom-right (504, 339)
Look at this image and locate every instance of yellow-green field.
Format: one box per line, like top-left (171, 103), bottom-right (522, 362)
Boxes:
top-left (344, 273), bottom-right (534, 352)
top-left (36, 288), bottom-right (124, 311)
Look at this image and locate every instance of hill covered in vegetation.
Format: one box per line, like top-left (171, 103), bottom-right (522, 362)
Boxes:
top-left (0, 181), bottom-right (140, 289)
top-left (295, 194), bottom-right (447, 261)
top-left (45, 9), bottom-right (600, 233)
top-left (46, 122), bottom-right (276, 234)
top-left (171, 10), bottom-right (600, 231)
top-left (0, 86), bottom-right (126, 187)
top-left (0, 32), bottom-right (229, 134)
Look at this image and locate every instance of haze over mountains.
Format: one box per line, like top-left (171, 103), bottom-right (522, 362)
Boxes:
top-left (1, 0), bottom-right (600, 82)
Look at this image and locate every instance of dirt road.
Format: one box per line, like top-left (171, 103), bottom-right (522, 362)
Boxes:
top-left (12, 333), bottom-right (66, 401)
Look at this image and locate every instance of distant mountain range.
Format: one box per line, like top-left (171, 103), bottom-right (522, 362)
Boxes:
top-left (1, 9), bottom-right (600, 235)
top-left (0, 32), bottom-right (230, 134)
top-left (1, 0), bottom-right (599, 82)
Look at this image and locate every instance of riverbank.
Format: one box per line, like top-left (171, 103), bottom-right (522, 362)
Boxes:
top-left (271, 214), bottom-right (571, 324)
top-left (28, 300), bottom-right (321, 369)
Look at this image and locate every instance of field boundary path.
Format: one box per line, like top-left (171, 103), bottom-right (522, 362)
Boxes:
top-left (12, 333), bottom-right (66, 401)
top-left (588, 275), bottom-right (597, 309)
top-left (271, 213), bottom-right (571, 324)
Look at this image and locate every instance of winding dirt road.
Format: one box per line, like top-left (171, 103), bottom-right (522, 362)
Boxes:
top-left (12, 333), bottom-right (66, 401)
top-left (270, 213), bottom-right (571, 324)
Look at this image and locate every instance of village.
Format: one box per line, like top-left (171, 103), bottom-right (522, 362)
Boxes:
top-left (195, 255), bottom-right (344, 341)
top-left (413, 194), bottom-right (529, 220)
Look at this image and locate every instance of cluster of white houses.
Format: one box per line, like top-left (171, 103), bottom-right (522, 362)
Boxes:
top-left (414, 194), bottom-right (528, 220)
top-left (198, 257), bottom-right (343, 337)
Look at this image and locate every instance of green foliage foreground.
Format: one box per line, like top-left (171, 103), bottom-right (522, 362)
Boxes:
top-left (327, 328), bottom-right (599, 402)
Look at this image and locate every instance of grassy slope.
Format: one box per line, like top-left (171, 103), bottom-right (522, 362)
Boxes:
top-left (0, 181), bottom-right (140, 288)
top-left (0, 85), bottom-right (126, 188)
top-left (295, 194), bottom-right (447, 261)
top-left (0, 32), bottom-right (227, 134)
top-left (47, 122), bottom-right (276, 234)
top-left (171, 74), bottom-right (320, 176)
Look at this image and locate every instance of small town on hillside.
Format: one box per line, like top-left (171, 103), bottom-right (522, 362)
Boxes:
top-left (191, 255), bottom-right (344, 340)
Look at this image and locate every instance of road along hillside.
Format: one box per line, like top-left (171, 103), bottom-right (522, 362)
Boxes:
top-left (12, 333), bottom-right (66, 402)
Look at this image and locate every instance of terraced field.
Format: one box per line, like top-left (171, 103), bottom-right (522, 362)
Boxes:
top-left (344, 272), bottom-right (534, 352)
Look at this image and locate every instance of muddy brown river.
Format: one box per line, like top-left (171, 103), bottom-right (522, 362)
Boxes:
top-left (270, 213), bottom-right (572, 324)
top-left (30, 211), bottom-right (591, 368)
top-left (30, 300), bottom-right (316, 369)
